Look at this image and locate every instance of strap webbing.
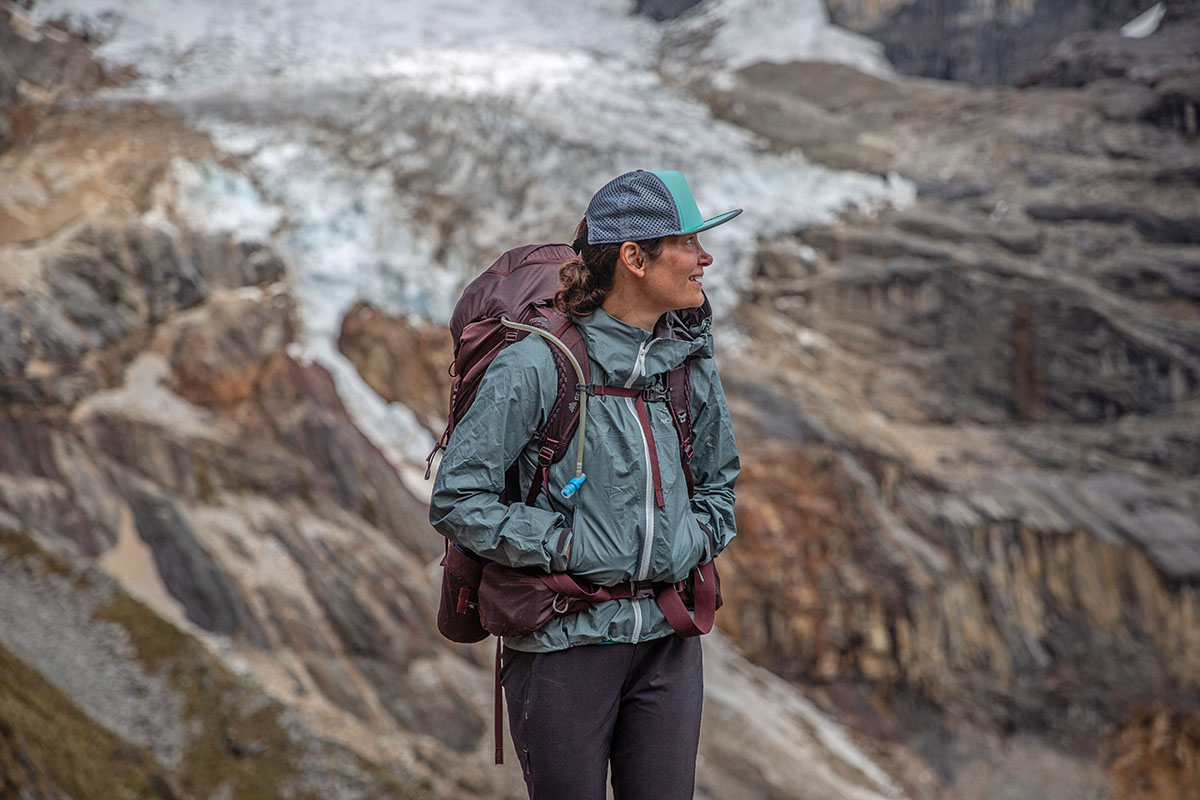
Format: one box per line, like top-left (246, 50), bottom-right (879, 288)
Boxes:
top-left (538, 564), bottom-right (717, 639)
top-left (523, 309), bottom-right (589, 506)
top-left (662, 364), bottom-right (696, 498)
top-left (654, 561), bottom-right (717, 637)
top-left (494, 638), bottom-right (504, 764)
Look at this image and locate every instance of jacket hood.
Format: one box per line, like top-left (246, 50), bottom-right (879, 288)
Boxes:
top-left (572, 298), bottom-right (713, 387)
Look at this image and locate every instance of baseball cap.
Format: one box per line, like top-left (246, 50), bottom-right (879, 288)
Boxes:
top-left (585, 169), bottom-right (742, 245)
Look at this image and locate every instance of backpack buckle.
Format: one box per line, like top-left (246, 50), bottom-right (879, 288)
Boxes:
top-left (641, 386), bottom-right (668, 402)
top-left (631, 581), bottom-right (657, 601)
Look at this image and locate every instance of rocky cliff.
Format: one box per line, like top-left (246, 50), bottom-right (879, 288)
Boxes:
top-left (637, 0), bottom-right (1169, 88)
top-left (824, 0), bottom-right (1161, 86)
top-left (673, 6), bottom-right (1200, 797)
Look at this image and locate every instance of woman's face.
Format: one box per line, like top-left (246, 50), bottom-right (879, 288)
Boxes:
top-left (640, 233), bottom-right (713, 313)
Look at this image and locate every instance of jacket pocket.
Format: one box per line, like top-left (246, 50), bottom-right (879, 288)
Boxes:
top-left (652, 511), bottom-right (709, 584)
top-left (567, 489), bottom-right (643, 584)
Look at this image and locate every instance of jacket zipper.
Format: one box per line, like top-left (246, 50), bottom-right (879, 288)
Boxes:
top-left (624, 338), bottom-right (656, 643)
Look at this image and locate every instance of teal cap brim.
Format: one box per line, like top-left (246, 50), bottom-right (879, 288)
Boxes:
top-left (681, 208), bottom-right (743, 235)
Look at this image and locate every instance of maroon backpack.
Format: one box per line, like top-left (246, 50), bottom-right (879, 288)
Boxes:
top-left (425, 243), bottom-right (593, 509)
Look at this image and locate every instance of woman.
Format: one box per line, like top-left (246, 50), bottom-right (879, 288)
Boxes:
top-left (430, 169), bottom-right (741, 799)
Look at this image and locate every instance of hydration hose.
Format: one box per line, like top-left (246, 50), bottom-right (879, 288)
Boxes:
top-left (498, 318), bottom-right (588, 498)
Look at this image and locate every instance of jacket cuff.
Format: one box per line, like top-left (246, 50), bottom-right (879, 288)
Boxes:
top-left (548, 527), bottom-right (573, 573)
top-left (696, 518), bottom-right (717, 563)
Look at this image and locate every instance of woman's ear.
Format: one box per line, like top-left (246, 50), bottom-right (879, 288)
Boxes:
top-left (618, 242), bottom-right (645, 277)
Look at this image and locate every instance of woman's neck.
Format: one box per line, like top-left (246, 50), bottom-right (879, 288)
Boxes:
top-left (600, 288), bottom-right (658, 332)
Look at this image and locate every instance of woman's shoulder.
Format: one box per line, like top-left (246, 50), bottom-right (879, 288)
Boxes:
top-left (484, 334), bottom-right (561, 407)
top-left (494, 332), bottom-right (559, 374)
top-left (683, 343), bottom-right (729, 408)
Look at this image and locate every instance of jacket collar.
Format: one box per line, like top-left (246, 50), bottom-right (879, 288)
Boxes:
top-left (572, 304), bottom-right (712, 387)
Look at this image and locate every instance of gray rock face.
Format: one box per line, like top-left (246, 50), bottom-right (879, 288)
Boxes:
top-left (1, 222), bottom-right (284, 408)
top-left (13, 292), bottom-right (90, 370)
top-left (799, 244), bottom-right (1199, 423)
top-left (0, 305), bottom-right (28, 377)
top-left (126, 223), bottom-right (207, 322)
top-left (1019, 3), bottom-right (1200, 86)
top-left (1016, 5), bottom-right (1200, 138)
top-left (690, 8), bottom-right (1200, 792)
top-left (826, 0), bottom-right (1153, 86)
top-left (0, 414), bottom-right (110, 554)
top-left (0, 7), bottom-right (110, 109)
top-left (125, 483), bottom-right (267, 643)
top-left (44, 247), bottom-right (145, 349)
top-left (0, 36), bottom-right (18, 110)
top-left (356, 657), bottom-right (486, 752)
top-left (1025, 203), bottom-right (1200, 245)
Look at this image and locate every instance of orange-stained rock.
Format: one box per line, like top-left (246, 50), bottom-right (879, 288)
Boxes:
top-left (1106, 707), bottom-right (1200, 800)
top-left (167, 289), bottom-right (296, 409)
top-left (338, 301), bottom-right (452, 433)
top-left (721, 443), bottom-right (904, 685)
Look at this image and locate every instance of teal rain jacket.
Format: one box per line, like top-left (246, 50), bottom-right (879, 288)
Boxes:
top-left (429, 307), bottom-right (739, 652)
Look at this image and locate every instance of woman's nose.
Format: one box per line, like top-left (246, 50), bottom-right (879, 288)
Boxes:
top-left (698, 244), bottom-right (713, 266)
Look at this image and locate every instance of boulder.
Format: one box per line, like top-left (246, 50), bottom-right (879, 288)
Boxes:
top-left (337, 301), bottom-right (453, 433)
top-left (168, 290), bottom-right (295, 409)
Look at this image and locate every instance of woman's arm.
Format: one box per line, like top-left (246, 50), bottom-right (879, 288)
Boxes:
top-left (687, 356), bottom-right (740, 561)
top-left (429, 341), bottom-right (572, 572)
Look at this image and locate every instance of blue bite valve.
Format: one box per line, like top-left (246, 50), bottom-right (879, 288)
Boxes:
top-left (561, 475), bottom-right (587, 498)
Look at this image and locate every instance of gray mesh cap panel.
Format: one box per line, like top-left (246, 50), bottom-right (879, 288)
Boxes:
top-left (585, 170), bottom-right (682, 244)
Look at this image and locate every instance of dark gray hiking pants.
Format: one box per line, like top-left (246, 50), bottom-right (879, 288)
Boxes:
top-left (500, 636), bottom-right (703, 800)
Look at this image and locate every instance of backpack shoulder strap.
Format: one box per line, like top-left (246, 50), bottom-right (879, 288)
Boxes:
top-left (663, 359), bottom-right (696, 498)
top-left (523, 308), bottom-right (590, 506)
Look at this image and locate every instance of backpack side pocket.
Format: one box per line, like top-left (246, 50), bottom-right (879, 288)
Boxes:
top-left (437, 542), bottom-right (490, 643)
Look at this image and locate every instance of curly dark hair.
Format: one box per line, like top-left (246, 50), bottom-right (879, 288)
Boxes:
top-left (554, 218), bottom-right (665, 316)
